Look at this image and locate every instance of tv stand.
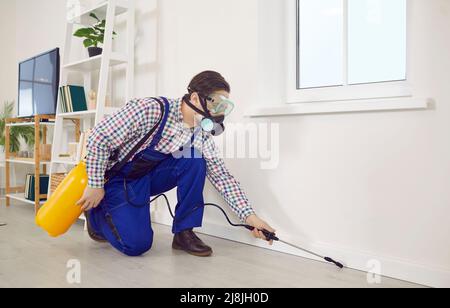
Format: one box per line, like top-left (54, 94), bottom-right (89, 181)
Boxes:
top-left (4, 114), bottom-right (58, 214)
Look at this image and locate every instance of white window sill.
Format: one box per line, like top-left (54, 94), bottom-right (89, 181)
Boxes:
top-left (246, 97), bottom-right (429, 118)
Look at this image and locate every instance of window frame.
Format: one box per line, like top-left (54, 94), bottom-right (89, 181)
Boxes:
top-left (286, 0), bottom-right (413, 104)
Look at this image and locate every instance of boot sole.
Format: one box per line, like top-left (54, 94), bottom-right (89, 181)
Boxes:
top-left (172, 242), bottom-right (213, 257)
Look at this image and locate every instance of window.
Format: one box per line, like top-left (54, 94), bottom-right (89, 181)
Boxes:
top-left (298, 0), bottom-right (344, 89)
top-left (288, 0), bottom-right (410, 104)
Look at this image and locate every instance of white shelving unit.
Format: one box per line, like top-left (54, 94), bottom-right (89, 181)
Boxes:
top-left (47, 0), bottom-right (135, 222)
top-left (68, 0), bottom-right (130, 25)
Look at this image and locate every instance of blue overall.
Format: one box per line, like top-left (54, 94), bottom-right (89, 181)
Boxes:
top-left (88, 99), bottom-right (207, 257)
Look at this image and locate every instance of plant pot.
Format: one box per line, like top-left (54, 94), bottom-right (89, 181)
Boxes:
top-left (88, 47), bottom-right (103, 57)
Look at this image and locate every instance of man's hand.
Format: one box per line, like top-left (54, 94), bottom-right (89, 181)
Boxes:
top-left (77, 187), bottom-right (105, 212)
top-left (246, 214), bottom-right (276, 245)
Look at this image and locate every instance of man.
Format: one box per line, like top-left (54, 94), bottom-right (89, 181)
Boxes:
top-left (78, 71), bottom-right (275, 257)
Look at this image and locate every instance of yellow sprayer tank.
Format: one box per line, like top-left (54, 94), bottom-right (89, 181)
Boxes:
top-left (36, 161), bottom-right (88, 237)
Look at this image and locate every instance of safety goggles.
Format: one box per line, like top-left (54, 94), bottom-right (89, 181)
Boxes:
top-left (204, 94), bottom-right (235, 116)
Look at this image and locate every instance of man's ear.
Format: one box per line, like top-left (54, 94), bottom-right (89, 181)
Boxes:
top-left (190, 92), bottom-right (201, 108)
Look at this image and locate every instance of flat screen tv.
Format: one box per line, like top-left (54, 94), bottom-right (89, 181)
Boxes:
top-left (18, 48), bottom-right (60, 118)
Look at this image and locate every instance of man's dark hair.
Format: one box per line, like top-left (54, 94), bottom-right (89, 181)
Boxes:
top-left (183, 71), bottom-right (230, 103)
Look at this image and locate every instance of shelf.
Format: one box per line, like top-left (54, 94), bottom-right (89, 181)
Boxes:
top-left (6, 193), bottom-right (46, 206)
top-left (68, 0), bottom-right (129, 25)
top-left (57, 107), bottom-right (120, 119)
top-left (52, 160), bottom-right (78, 166)
top-left (6, 159), bottom-right (52, 165)
top-left (63, 52), bottom-right (128, 72)
top-left (57, 110), bottom-right (96, 118)
top-left (6, 122), bottom-right (55, 127)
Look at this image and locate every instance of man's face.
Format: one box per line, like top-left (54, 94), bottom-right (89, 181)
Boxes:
top-left (190, 90), bottom-right (233, 117)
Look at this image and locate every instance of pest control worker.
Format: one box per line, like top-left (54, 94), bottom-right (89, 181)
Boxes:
top-left (78, 71), bottom-right (275, 257)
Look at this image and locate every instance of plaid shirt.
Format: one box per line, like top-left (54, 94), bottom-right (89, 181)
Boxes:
top-left (86, 97), bottom-right (255, 222)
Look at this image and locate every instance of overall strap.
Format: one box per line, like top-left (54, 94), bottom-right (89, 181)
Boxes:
top-left (148, 97), bottom-right (171, 149)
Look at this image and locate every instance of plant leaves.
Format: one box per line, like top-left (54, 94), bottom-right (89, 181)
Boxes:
top-left (83, 38), bottom-right (95, 48)
top-left (93, 26), bottom-right (117, 38)
top-left (73, 16), bottom-right (117, 48)
top-left (0, 100), bottom-right (42, 151)
top-left (89, 12), bottom-right (101, 22)
top-left (0, 101), bottom-right (15, 147)
top-left (96, 20), bottom-right (106, 28)
top-left (74, 28), bottom-right (95, 37)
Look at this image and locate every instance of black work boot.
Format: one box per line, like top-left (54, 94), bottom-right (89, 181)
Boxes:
top-left (84, 211), bottom-right (107, 243)
top-left (172, 229), bottom-right (213, 257)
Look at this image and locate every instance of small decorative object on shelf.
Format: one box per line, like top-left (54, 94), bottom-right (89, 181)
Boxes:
top-left (18, 151), bottom-right (27, 158)
top-left (88, 90), bottom-right (97, 110)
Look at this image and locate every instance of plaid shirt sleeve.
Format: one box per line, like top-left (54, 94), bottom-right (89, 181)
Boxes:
top-left (200, 132), bottom-right (256, 223)
top-left (85, 98), bottom-right (162, 188)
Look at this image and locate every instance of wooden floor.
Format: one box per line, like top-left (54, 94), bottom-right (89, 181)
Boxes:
top-left (0, 200), bottom-right (423, 288)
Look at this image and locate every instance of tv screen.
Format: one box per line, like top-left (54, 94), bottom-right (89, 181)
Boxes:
top-left (18, 48), bottom-right (60, 118)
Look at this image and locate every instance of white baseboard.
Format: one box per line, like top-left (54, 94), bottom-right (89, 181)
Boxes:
top-left (152, 210), bottom-right (450, 288)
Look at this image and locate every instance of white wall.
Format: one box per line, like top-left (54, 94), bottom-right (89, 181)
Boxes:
top-left (15, 0), bottom-right (67, 64)
top-left (153, 0), bottom-right (450, 288)
top-left (0, 0), bottom-right (17, 187)
top-left (0, 0), bottom-right (17, 105)
top-left (2, 0), bottom-right (449, 287)
top-left (0, 0), bottom-right (68, 187)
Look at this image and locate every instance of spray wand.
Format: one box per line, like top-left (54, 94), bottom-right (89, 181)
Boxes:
top-left (150, 194), bottom-right (345, 269)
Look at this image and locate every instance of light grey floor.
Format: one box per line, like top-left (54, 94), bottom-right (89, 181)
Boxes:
top-left (0, 200), bottom-right (424, 288)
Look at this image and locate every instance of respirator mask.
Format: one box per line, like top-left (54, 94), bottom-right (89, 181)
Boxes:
top-left (185, 89), bottom-right (235, 136)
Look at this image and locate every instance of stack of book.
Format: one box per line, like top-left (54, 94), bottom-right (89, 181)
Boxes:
top-left (25, 174), bottom-right (50, 201)
top-left (59, 85), bottom-right (88, 113)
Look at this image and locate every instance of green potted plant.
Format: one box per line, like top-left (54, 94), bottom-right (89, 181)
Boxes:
top-left (73, 12), bottom-right (117, 57)
top-left (0, 101), bottom-right (42, 160)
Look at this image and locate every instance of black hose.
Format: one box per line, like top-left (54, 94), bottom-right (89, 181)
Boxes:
top-left (150, 194), bottom-right (249, 229)
top-left (131, 190), bottom-right (345, 269)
